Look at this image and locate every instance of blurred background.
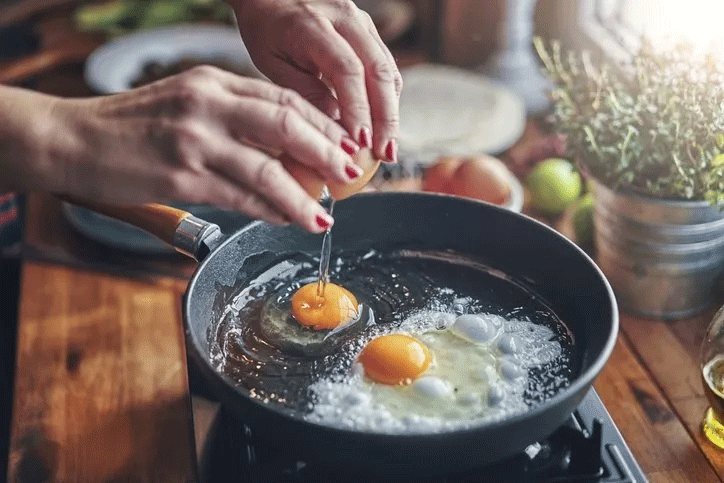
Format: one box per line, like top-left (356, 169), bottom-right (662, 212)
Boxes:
top-left (1, 0), bottom-right (723, 252)
top-left (3, 0), bottom-right (723, 114)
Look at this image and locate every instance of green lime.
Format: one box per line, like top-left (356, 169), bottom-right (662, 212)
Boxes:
top-left (573, 193), bottom-right (595, 246)
top-left (526, 158), bottom-right (582, 215)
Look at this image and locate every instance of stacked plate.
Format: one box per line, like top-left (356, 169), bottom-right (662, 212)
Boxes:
top-left (398, 64), bottom-right (526, 165)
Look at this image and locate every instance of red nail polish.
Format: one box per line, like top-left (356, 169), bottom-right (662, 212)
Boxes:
top-left (341, 138), bottom-right (358, 156)
top-left (359, 126), bottom-right (371, 149)
top-left (316, 213), bottom-right (333, 230)
top-left (385, 139), bottom-right (397, 163)
top-left (346, 164), bottom-right (362, 179)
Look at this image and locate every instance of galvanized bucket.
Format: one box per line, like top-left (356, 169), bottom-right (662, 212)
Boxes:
top-left (592, 180), bottom-right (724, 319)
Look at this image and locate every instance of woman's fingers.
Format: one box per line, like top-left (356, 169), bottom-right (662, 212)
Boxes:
top-left (365, 16), bottom-right (403, 98)
top-left (335, 10), bottom-right (401, 162)
top-left (224, 94), bottom-right (363, 184)
top-left (152, 68), bottom-right (348, 233)
top-left (248, 58), bottom-right (342, 120)
top-left (231, 0), bottom-right (401, 163)
top-left (152, 117), bottom-right (334, 233)
top-left (207, 69), bottom-right (348, 145)
top-left (163, 67), bottom-right (361, 185)
top-left (202, 172), bottom-right (291, 226)
top-left (290, 16), bottom-right (373, 150)
top-left (207, 142), bottom-right (332, 233)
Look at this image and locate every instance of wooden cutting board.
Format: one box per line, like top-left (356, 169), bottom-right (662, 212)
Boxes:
top-left (7, 263), bottom-right (195, 482)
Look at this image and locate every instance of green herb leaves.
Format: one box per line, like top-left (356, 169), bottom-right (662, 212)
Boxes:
top-left (535, 38), bottom-right (724, 201)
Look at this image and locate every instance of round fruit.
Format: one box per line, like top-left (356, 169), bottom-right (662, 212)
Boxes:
top-left (573, 193), bottom-right (595, 246)
top-left (526, 158), bottom-right (582, 215)
top-left (422, 156), bottom-right (463, 193)
top-left (449, 155), bottom-right (511, 205)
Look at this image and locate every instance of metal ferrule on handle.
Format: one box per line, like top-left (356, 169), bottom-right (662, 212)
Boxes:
top-left (173, 215), bottom-right (223, 261)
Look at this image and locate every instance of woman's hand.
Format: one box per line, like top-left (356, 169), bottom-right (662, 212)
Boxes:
top-left (0, 67), bottom-right (364, 233)
top-left (231, 0), bottom-right (403, 163)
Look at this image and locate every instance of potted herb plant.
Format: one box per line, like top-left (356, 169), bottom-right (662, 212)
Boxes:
top-left (534, 39), bottom-right (724, 318)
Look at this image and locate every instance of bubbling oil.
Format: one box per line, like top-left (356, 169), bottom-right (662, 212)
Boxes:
top-left (209, 248), bottom-right (577, 423)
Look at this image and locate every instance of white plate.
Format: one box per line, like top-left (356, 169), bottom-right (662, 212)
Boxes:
top-left (398, 64), bottom-right (526, 164)
top-left (84, 24), bottom-right (262, 94)
top-left (503, 170), bottom-right (525, 214)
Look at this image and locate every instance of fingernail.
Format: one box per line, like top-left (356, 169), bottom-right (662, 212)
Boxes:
top-left (358, 126), bottom-right (371, 149)
top-left (341, 138), bottom-right (359, 156)
top-left (384, 139), bottom-right (397, 163)
top-left (316, 212), bottom-right (334, 230)
top-left (345, 163), bottom-right (363, 180)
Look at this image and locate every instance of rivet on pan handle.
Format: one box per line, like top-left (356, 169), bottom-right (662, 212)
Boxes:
top-left (59, 196), bottom-right (224, 261)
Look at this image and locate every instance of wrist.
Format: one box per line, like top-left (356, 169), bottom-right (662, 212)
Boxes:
top-left (0, 86), bottom-right (73, 193)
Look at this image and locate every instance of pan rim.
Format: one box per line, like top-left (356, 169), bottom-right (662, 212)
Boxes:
top-left (183, 191), bottom-right (619, 440)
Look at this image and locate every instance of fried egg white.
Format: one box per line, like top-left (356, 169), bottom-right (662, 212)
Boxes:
top-left (305, 311), bottom-right (564, 433)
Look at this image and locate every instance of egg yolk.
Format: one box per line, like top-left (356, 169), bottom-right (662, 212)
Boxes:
top-left (291, 282), bottom-right (359, 330)
top-left (358, 334), bottom-right (432, 385)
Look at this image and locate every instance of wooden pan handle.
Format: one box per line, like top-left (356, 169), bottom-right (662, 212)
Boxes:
top-left (0, 50), bottom-right (67, 84)
top-left (59, 195), bottom-right (191, 247)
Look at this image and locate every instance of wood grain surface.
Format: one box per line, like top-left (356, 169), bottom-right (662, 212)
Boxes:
top-left (619, 313), bottom-right (724, 481)
top-left (7, 263), bottom-right (193, 482)
top-left (596, 336), bottom-right (720, 482)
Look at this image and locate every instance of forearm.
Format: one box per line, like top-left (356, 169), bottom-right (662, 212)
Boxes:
top-left (0, 85), bottom-right (67, 193)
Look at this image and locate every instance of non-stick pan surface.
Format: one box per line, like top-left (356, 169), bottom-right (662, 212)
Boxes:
top-left (182, 192), bottom-right (618, 476)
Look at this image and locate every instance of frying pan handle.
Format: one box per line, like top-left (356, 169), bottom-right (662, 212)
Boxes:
top-left (60, 195), bottom-right (224, 261)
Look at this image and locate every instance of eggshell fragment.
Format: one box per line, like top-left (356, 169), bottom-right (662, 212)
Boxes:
top-left (328, 149), bottom-right (380, 200)
top-left (280, 149), bottom-right (380, 201)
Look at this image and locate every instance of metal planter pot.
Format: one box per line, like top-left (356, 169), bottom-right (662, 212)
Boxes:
top-left (592, 180), bottom-right (724, 319)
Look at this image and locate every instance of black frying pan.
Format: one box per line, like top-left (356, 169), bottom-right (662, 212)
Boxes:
top-left (68, 192), bottom-right (618, 477)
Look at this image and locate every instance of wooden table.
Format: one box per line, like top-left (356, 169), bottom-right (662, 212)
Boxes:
top-left (7, 196), bottom-right (724, 483)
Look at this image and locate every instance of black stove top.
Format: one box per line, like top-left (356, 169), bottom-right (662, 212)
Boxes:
top-left (191, 389), bottom-right (647, 483)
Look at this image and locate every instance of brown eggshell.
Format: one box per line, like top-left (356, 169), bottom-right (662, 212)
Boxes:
top-left (422, 156), bottom-right (463, 194)
top-left (281, 149), bottom-right (380, 201)
top-left (448, 155), bottom-right (511, 205)
top-left (328, 149), bottom-right (380, 200)
top-left (280, 156), bottom-right (326, 200)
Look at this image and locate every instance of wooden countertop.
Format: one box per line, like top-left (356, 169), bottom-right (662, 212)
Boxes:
top-left (9, 196), bottom-right (724, 482)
